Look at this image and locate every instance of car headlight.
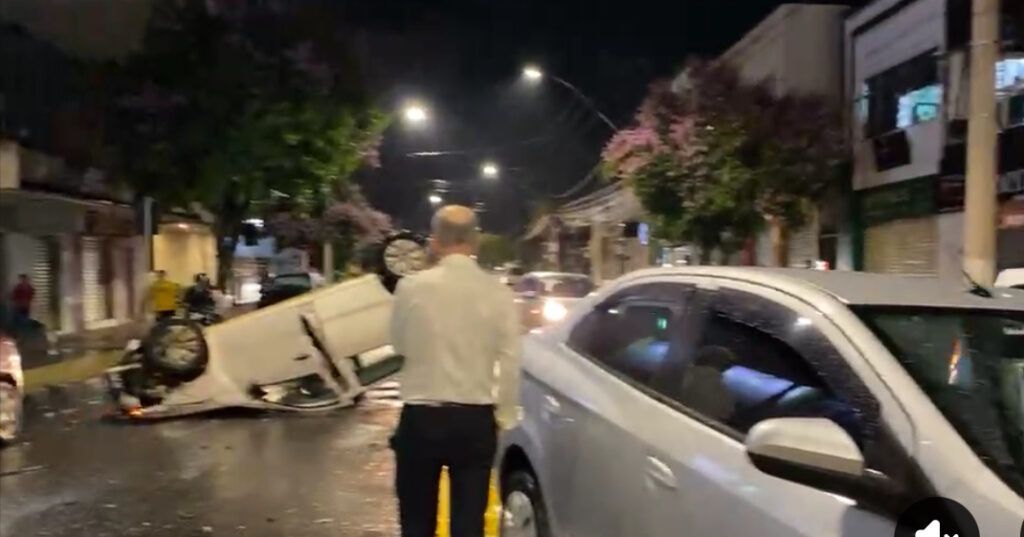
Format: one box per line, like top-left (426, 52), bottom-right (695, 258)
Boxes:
top-left (542, 299), bottom-right (568, 322)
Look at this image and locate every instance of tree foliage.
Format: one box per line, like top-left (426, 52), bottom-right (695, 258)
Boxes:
top-left (602, 59), bottom-right (844, 263)
top-left (100, 0), bottom-right (387, 284)
top-left (266, 187), bottom-right (393, 250)
top-left (477, 233), bottom-right (517, 268)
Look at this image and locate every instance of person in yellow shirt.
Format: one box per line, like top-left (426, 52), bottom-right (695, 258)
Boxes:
top-left (150, 270), bottom-right (180, 320)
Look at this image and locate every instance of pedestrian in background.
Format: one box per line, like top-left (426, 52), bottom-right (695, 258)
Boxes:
top-left (389, 205), bottom-right (521, 537)
top-left (149, 270), bottom-right (179, 320)
top-left (9, 274), bottom-right (35, 324)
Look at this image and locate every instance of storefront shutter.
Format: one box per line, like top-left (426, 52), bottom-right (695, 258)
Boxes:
top-left (82, 237), bottom-right (108, 324)
top-left (865, 217), bottom-right (938, 275)
top-left (30, 237), bottom-right (56, 330)
top-left (787, 225), bottom-right (819, 268)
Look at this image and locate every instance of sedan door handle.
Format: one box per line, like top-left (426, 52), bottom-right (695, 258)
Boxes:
top-left (645, 456), bottom-right (677, 490)
top-left (540, 395), bottom-right (571, 425)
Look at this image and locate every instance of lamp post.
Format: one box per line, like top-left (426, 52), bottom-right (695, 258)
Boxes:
top-left (521, 65), bottom-right (617, 132)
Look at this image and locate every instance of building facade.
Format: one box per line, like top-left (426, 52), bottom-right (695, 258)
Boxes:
top-left (714, 3), bottom-right (850, 269)
top-left (522, 182), bottom-right (651, 283)
top-left (845, 0), bottom-right (1024, 279)
top-left (0, 141), bottom-right (147, 333)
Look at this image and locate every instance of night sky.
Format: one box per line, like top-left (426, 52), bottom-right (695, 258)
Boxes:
top-left (348, 0), bottom-right (862, 235)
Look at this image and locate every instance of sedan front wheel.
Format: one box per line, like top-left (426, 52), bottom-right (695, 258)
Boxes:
top-left (501, 470), bottom-right (551, 537)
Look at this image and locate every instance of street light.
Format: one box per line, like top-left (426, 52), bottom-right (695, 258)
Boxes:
top-left (520, 65), bottom-right (617, 132)
top-left (522, 65), bottom-right (543, 81)
top-left (428, 193), bottom-right (443, 205)
top-left (403, 104), bottom-right (429, 124)
top-left (481, 162), bottom-right (499, 179)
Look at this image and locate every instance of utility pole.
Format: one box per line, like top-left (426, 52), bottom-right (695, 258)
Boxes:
top-left (963, 0), bottom-right (1000, 285)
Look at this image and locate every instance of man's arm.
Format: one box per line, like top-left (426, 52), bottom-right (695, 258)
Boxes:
top-left (495, 288), bottom-right (522, 430)
top-left (389, 279), bottom-right (413, 357)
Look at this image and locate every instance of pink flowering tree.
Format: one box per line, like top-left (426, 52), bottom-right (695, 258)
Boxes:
top-left (266, 186), bottom-right (393, 273)
top-left (603, 60), bottom-right (844, 265)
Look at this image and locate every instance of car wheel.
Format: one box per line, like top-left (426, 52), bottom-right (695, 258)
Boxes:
top-left (144, 319), bottom-right (208, 380)
top-left (377, 231), bottom-right (428, 291)
top-left (502, 470), bottom-right (551, 537)
top-left (0, 380), bottom-right (22, 445)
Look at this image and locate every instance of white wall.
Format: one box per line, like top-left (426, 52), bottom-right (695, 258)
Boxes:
top-left (1, 233), bottom-right (36, 293)
top-left (846, 0), bottom-right (946, 191)
top-left (721, 4), bottom-right (847, 100)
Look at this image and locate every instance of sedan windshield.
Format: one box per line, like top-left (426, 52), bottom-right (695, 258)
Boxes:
top-left (857, 307), bottom-right (1024, 494)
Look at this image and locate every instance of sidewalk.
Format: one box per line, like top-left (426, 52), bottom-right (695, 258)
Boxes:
top-left (21, 304), bottom-right (255, 391)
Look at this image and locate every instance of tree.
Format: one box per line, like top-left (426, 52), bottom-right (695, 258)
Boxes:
top-left (477, 233), bottom-right (517, 269)
top-left (266, 186), bottom-right (393, 274)
top-left (100, 0), bottom-right (386, 285)
top-left (603, 60), bottom-right (844, 265)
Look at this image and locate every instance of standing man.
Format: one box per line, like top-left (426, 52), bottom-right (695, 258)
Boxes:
top-left (149, 270), bottom-right (179, 320)
top-left (390, 205), bottom-right (521, 537)
top-left (10, 274), bottom-right (35, 323)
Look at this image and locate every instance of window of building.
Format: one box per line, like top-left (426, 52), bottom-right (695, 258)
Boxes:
top-left (1008, 93), bottom-right (1024, 127)
top-left (996, 58), bottom-right (1024, 93)
top-left (897, 84), bottom-right (942, 128)
top-left (865, 51), bottom-right (940, 137)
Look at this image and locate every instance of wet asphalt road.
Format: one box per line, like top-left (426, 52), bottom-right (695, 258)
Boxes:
top-left (0, 379), bottom-right (401, 537)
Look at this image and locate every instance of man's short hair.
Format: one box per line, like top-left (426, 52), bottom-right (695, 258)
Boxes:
top-left (431, 205), bottom-right (479, 247)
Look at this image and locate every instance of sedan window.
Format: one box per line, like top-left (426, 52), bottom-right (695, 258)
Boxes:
top-left (649, 289), bottom-right (874, 447)
top-left (570, 303), bottom-right (675, 385)
top-left (674, 313), bottom-right (857, 437)
top-left (568, 282), bottom-right (690, 386)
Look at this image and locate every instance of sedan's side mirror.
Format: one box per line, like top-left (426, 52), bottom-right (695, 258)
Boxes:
top-left (745, 417), bottom-right (909, 514)
top-left (746, 417), bottom-right (864, 478)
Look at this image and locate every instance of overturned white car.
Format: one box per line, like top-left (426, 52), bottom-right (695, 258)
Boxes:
top-left (106, 232), bottom-right (428, 419)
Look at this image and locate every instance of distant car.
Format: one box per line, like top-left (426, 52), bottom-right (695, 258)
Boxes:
top-left (996, 268), bottom-right (1024, 289)
top-left (498, 267), bottom-right (1024, 537)
top-left (257, 272), bottom-right (327, 309)
top-left (0, 331), bottom-right (24, 445)
top-left (497, 265), bottom-right (526, 288)
top-left (514, 272), bottom-right (595, 328)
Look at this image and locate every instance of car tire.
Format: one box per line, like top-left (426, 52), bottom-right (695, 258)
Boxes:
top-left (502, 470), bottom-right (552, 537)
top-left (377, 231), bottom-right (428, 292)
top-left (0, 380), bottom-right (22, 446)
top-left (143, 318), bottom-right (208, 381)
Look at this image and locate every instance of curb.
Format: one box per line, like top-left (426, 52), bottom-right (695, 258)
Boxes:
top-left (23, 349), bottom-right (122, 392)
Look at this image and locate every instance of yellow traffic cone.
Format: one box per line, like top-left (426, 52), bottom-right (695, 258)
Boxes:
top-left (435, 467), bottom-right (502, 537)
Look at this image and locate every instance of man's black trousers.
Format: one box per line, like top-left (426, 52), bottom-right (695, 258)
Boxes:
top-left (391, 403), bottom-right (497, 537)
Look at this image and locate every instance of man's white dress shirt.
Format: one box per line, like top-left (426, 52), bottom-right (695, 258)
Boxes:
top-left (390, 254), bottom-right (522, 428)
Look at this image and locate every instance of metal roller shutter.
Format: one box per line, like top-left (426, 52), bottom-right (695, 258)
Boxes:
top-left (787, 225), bottom-right (819, 268)
top-left (82, 237), bottom-right (108, 324)
top-left (864, 217), bottom-right (938, 275)
top-left (30, 237), bottom-right (56, 330)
